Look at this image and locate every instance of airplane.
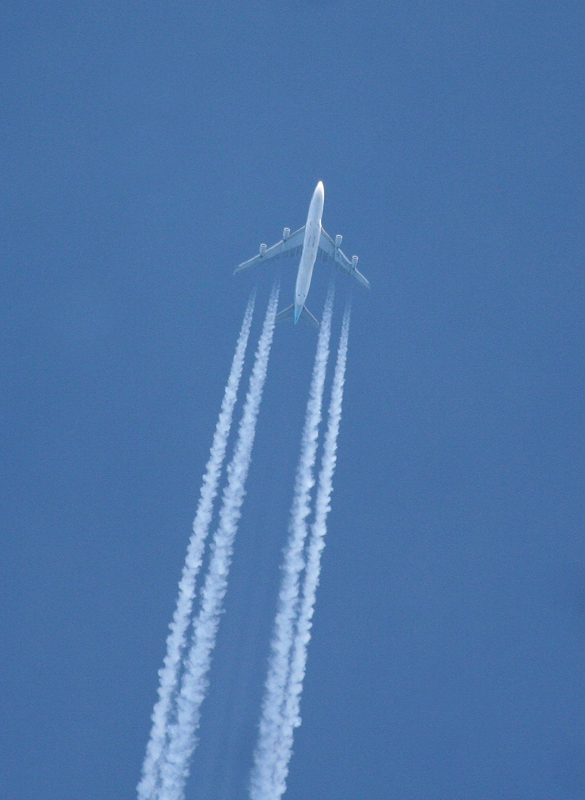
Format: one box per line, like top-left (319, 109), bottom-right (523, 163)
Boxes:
top-left (234, 181), bottom-right (370, 328)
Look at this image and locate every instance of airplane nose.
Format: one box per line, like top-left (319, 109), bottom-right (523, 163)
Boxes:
top-left (316, 181), bottom-right (324, 198)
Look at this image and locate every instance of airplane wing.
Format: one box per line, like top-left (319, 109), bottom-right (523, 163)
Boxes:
top-left (318, 227), bottom-right (371, 289)
top-left (234, 226), bottom-right (305, 274)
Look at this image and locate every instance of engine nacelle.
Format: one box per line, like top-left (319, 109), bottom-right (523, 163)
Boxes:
top-left (335, 234), bottom-right (343, 248)
top-left (283, 227), bottom-right (290, 241)
top-left (351, 255), bottom-right (358, 269)
top-left (259, 243), bottom-right (267, 256)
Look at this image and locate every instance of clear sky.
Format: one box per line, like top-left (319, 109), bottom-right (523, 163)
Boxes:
top-left (2, 2), bottom-right (584, 799)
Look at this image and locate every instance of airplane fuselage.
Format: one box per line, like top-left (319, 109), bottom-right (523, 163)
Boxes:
top-left (294, 181), bottom-right (324, 323)
top-left (234, 178), bottom-right (367, 329)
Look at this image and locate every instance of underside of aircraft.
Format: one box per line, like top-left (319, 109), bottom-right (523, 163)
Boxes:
top-left (234, 224), bottom-right (370, 290)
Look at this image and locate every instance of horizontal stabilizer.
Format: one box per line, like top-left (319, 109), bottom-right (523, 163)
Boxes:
top-left (275, 303), bottom-right (320, 329)
top-left (301, 306), bottom-right (320, 329)
top-left (275, 303), bottom-right (295, 323)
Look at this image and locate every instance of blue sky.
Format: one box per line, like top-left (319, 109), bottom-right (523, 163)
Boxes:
top-left (2, 2), bottom-right (584, 799)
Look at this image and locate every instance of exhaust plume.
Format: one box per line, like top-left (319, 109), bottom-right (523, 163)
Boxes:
top-left (250, 287), bottom-right (335, 800)
top-left (158, 284), bottom-right (280, 800)
top-left (138, 293), bottom-right (255, 800)
top-left (271, 301), bottom-right (351, 800)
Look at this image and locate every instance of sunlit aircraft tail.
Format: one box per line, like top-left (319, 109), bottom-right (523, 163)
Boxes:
top-left (275, 304), bottom-right (320, 330)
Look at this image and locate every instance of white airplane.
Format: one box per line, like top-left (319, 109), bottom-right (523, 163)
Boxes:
top-left (234, 181), bottom-right (370, 328)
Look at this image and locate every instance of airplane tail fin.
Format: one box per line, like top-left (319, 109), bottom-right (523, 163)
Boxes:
top-left (275, 304), bottom-right (320, 329)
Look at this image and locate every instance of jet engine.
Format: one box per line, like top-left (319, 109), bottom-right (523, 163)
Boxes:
top-left (259, 243), bottom-right (267, 255)
top-left (335, 234), bottom-right (343, 248)
top-left (351, 255), bottom-right (358, 269)
top-left (283, 227), bottom-right (290, 240)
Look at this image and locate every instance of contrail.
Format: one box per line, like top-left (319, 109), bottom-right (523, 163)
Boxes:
top-left (137, 294), bottom-right (256, 800)
top-left (250, 286), bottom-right (334, 800)
top-left (159, 284), bottom-right (280, 800)
top-left (270, 301), bottom-right (351, 800)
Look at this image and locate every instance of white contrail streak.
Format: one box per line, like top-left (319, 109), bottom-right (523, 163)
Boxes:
top-left (159, 284), bottom-right (280, 800)
top-left (137, 294), bottom-right (256, 800)
top-left (250, 287), bottom-right (335, 800)
top-left (271, 301), bottom-right (351, 800)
